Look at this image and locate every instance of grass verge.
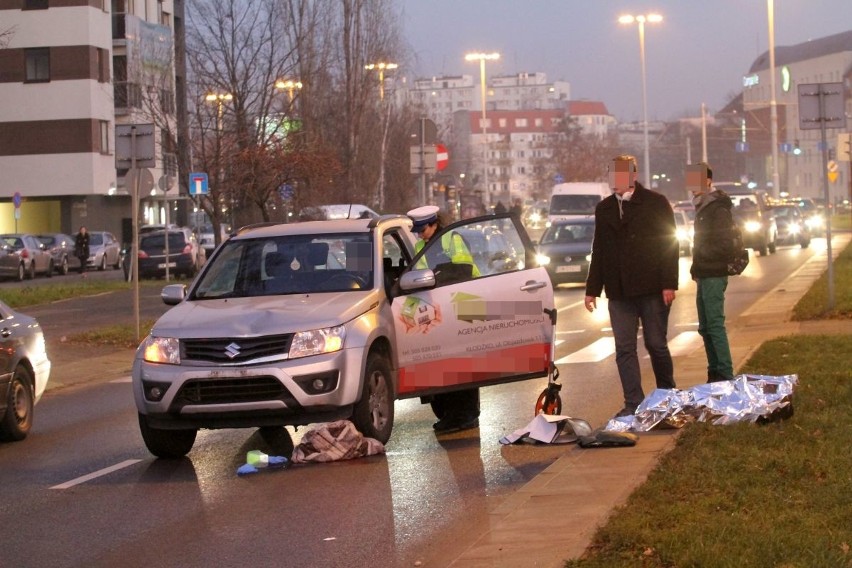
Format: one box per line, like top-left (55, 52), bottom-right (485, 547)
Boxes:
top-left (830, 214), bottom-right (851, 231)
top-left (792, 240), bottom-right (852, 320)
top-left (0, 279), bottom-right (173, 309)
top-left (66, 319), bottom-right (158, 348)
top-left (566, 334), bottom-right (852, 568)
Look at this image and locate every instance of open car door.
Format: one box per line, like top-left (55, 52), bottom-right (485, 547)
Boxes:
top-left (391, 214), bottom-right (555, 399)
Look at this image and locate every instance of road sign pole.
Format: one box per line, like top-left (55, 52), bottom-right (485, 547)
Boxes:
top-left (819, 91), bottom-right (835, 310)
top-left (131, 126), bottom-right (141, 341)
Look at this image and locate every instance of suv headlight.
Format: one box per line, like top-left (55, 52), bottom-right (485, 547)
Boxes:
top-left (142, 336), bottom-right (180, 365)
top-left (536, 253), bottom-right (551, 266)
top-left (289, 326), bottom-right (345, 359)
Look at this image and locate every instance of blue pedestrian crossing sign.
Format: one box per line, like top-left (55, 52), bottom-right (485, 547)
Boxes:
top-left (189, 172), bottom-right (209, 195)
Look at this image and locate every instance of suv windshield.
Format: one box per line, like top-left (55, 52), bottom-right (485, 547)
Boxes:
top-left (192, 233), bottom-right (373, 299)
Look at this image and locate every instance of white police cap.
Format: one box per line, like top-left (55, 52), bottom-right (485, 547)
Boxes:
top-left (407, 205), bottom-right (439, 232)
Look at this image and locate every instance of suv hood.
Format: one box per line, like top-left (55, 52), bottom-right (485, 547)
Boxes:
top-left (152, 291), bottom-right (377, 338)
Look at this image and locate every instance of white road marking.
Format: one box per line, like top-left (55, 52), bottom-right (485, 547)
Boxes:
top-left (110, 377), bottom-right (132, 383)
top-left (50, 459), bottom-right (142, 490)
top-left (556, 331), bottom-right (702, 365)
top-left (555, 337), bottom-right (614, 364)
top-left (557, 300), bottom-right (584, 312)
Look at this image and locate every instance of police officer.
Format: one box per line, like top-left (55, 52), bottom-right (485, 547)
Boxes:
top-left (407, 205), bottom-right (480, 433)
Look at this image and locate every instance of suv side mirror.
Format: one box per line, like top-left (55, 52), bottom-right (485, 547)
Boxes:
top-left (399, 269), bottom-right (436, 292)
top-left (161, 284), bottom-right (187, 305)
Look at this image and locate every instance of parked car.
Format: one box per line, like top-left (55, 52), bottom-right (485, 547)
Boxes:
top-left (0, 234), bottom-right (53, 279)
top-left (195, 223), bottom-right (230, 257)
top-left (124, 229), bottom-right (205, 279)
top-left (0, 299), bottom-right (51, 441)
top-left (87, 231), bottom-right (122, 271)
top-left (723, 188), bottom-right (777, 256)
top-left (36, 233), bottom-right (79, 275)
top-left (535, 218), bottom-right (595, 286)
top-left (132, 213), bottom-right (554, 457)
top-left (673, 209), bottom-right (694, 256)
top-left (771, 205), bottom-right (811, 248)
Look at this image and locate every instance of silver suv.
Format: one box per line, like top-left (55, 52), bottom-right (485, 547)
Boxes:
top-left (133, 214), bottom-right (554, 458)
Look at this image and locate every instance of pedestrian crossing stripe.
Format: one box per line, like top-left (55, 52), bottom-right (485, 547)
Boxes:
top-left (554, 331), bottom-right (703, 365)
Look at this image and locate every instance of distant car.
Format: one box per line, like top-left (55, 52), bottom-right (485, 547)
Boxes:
top-left (87, 231), bottom-right (122, 271)
top-left (298, 204), bottom-right (379, 221)
top-left (673, 200), bottom-right (696, 223)
top-left (124, 229), bottom-right (205, 279)
top-left (0, 234), bottom-right (53, 279)
top-left (726, 190), bottom-right (777, 256)
top-left (0, 299), bottom-right (51, 441)
top-left (535, 218), bottom-right (595, 286)
top-left (674, 209), bottom-right (694, 256)
top-left (786, 198), bottom-right (825, 238)
top-left (522, 200), bottom-right (549, 230)
top-left (195, 223), bottom-right (230, 257)
top-left (771, 205), bottom-right (811, 248)
top-left (36, 233), bottom-right (79, 276)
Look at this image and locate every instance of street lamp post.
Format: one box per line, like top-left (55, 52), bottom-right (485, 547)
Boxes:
top-left (767, 0), bottom-right (781, 196)
top-left (619, 13), bottom-right (662, 188)
top-left (364, 62), bottom-right (398, 101)
top-left (365, 62), bottom-right (398, 210)
top-left (205, 92), bottom-right (233, 227)
top-left (274, 79), bottom-right (303, 104)
top-left (465, 52), bottom-right (499, 209)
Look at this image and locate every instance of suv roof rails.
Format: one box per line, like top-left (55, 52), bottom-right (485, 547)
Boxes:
top-left (235, 222), bottom-right (284, 235)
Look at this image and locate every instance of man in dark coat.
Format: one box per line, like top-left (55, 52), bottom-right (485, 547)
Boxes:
top-left (688, 162), bottom-right (735, 382)
top-left (74, 226), bottom-right (90, 276)
top-left (584, 155), bottom-right (679, 416)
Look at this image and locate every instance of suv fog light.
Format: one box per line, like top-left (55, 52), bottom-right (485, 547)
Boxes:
top-left (294, 371), bottom-right (339, 394)
top-left (142, 380), bottom-right (171, 402)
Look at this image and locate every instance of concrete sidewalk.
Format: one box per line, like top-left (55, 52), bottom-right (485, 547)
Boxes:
top-left (445, 236), bottom-right (852, 568)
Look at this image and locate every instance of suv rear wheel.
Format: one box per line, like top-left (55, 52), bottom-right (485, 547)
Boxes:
top-left (138, 413), bottom-right (197, 458)
top-left (351, 352), bottom-right (394, 444)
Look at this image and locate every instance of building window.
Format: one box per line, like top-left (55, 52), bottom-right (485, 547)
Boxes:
top-left (25, 48), bottom-right (50, 82)
top-left (515, 118), bottom-right (528, 127)
top-left (100, 121), bottom-right (110, 154)
top-left (499, 118), bottom-right (507, 128)
top-left (97, 48), bottom-right (110, 83)
top-left (24, 0), bottom-right (49, 10)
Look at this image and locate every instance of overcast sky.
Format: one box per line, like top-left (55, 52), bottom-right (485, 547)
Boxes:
top-left (398, 1), bottom-right (852, 122)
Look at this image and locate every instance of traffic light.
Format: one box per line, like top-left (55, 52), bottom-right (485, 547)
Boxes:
top-left (838, 133), bottom-right (852, 162)
top-left (792, 139), bottom-right (802, 156)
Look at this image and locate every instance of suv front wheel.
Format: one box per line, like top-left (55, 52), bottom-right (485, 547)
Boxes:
top-left (351, 352), bottom-right (394, 444)
top-left (138, 413), bottom-right (198, 458)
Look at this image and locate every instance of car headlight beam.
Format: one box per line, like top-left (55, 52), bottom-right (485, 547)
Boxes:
top-left (536, 253), bottom-right (551, 266)
top-left (744, 221), bottom-right (761, 233)
top-left (142, 336), bottom-right (181, 365)
top-left (289, 326), bottom-right (346, 359)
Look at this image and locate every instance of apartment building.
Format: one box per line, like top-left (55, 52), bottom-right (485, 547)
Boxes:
top-left (742, 29), bottom-right (852, 200)
top-left (0, 0), bottom-right (183, 240)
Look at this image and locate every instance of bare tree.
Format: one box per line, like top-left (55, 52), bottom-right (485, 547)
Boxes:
top-left (534, 117), bottom-right (622, 187)
top-left (0, 26), bottom-right (15, 49)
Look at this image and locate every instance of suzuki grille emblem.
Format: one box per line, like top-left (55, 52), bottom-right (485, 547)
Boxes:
top-left (224, 342), bottom-right (241, 359)
top-left (564, 256), bottom-right (573, 262)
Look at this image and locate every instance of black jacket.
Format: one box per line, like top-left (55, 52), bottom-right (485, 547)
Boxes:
top-left (585, 182), bottom-right (679, 300)
top-left (74, 232), bottom-right (90, 259)
top-left (690, 189), bottom-right (735, 278)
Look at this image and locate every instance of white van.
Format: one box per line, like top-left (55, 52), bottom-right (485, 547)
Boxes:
top-left (548, 182), bottom-right (610, 224)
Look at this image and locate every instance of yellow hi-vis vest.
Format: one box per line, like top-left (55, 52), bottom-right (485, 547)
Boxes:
top-left (414, 231), bottom-right (481, 277)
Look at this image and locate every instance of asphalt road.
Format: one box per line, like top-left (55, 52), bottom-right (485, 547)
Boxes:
top-left (0, 238), bottom-right (831, 567)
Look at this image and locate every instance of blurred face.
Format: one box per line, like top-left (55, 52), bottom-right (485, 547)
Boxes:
top-left (686, 166), bottom-right (710, 197)
top-left (415, 222), bottom-right (437, 242)
top-left (609, 160), bottom-right (636, 194)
